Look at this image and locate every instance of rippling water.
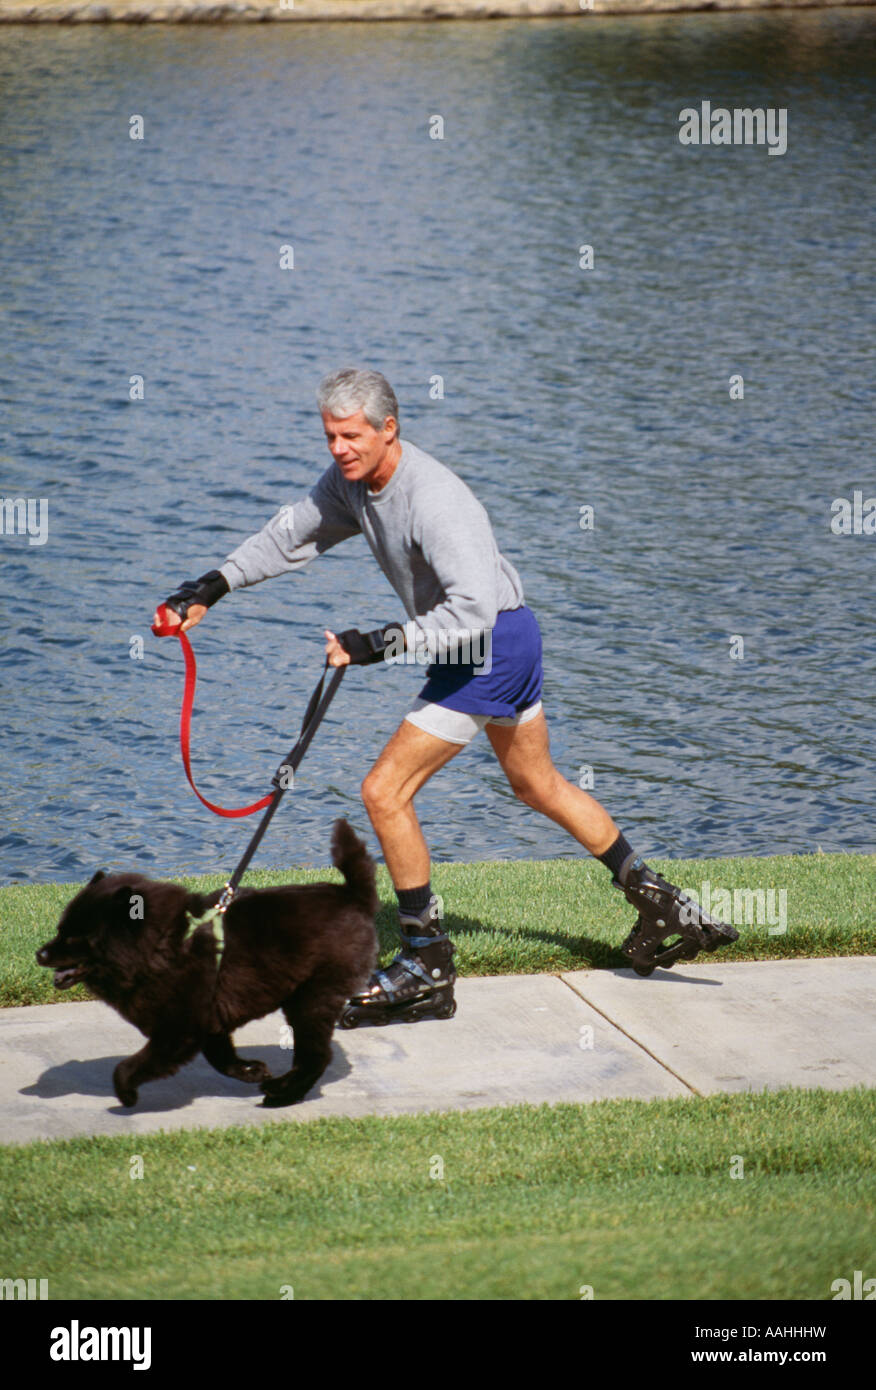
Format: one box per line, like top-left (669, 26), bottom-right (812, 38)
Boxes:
top-left (1, 11), bottom-right (874, 882)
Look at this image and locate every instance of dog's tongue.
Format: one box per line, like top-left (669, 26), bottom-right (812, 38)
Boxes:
top-left (54, 968), bottom-right (81, 990)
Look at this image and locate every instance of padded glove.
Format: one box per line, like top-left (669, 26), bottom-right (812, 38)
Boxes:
top-left (164, 570), bottom-right (230, 621)
top-left (337, 625), bottom-right (403, 665)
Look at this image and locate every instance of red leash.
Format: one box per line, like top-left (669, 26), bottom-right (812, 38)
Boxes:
top-left (152, 605), bottom-right (273, 818)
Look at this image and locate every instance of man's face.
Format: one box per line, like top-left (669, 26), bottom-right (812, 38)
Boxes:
top-left (321, 409), bottom-right (396, 484)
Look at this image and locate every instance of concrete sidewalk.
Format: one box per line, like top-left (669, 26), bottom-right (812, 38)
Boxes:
top-left (1, 957), bottom-right (874, 1146)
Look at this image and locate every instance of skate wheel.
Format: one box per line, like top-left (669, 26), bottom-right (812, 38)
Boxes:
top-left (436, 998), bottom-right (457, 1020)
top-left (633, 964), bottom-right (655, 978)
top-left (339, 1011), bottom-right (359, 1030)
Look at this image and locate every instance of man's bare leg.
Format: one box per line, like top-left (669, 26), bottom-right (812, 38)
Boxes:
top-left (361, 709), bottom-right (619, 878)
top-left (342, 720), bottom-right (462, 1026)
top-left (485, 708), bottom-right (740, 975)
top-left (485, 709), bottom-right (619, 855)
top-left (360, 719), bottom-right (464, 888)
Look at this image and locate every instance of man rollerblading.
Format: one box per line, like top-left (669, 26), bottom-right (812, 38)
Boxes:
top-left (156, 368), bottom-right (741, 1023)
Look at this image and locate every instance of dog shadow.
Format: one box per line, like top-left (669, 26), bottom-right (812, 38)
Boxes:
top-left (22, 1044), bottom-right (353, 1115)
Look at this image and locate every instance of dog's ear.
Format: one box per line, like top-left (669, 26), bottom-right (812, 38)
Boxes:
top-left (112, 883), bottom-right (145, 918)
top-left (88, 870), bottom-right (107, 886)
top-left (87, 884), bottom-right (144, 939)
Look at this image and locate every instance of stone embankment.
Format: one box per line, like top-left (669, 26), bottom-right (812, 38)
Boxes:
top-left (1, 0), bottom-right (872, 25)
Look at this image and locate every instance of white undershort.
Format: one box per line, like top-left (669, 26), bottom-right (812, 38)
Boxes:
top-left (404, 698), bottom-right (543, 746)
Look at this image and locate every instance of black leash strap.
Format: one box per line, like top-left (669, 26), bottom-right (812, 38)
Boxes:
top-left (216, 662), bottom-right (346, 909)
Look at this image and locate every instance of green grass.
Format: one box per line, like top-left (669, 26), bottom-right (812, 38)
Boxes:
top-left (0, 1088), bottom-right (871, 1300)
top-left (3, 852), bottom-right (874, 1008)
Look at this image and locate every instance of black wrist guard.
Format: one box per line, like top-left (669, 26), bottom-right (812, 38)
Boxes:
top-left (164, 569), bottom-right (230, 621)
top-left (337, 624), bottom-right (404, 665)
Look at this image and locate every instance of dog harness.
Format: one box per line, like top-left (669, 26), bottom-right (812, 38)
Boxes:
top-left (184, 904), bottom-right (226, 970)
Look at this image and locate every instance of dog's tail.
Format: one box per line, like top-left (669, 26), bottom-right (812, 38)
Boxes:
top-left (332, 819), bottom-right (378, 917)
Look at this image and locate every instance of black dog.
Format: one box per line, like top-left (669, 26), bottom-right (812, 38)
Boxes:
top-left (36, 819), bottom-right (377, 1109)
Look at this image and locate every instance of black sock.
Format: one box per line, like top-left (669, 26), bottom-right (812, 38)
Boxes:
top-left (598, 833), bottom-right (636, 880)
top-left (396, 883), bottom-right (433, 915)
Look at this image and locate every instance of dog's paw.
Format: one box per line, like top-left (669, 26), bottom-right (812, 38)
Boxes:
top-left (113, 1064), bottom-right (138, 1108)
top-left (260, 1089), bottom-right (305, 1108)
top-left (259, 1074), bottom-right (285, 1096)
top-left (233, 1059), bottom-right (271, 1084)
top-left (259, 1073), bottom-right (312, 1107)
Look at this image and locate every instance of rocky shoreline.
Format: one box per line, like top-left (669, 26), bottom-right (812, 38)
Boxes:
top-left (1, 0), bottom-right (872, 24)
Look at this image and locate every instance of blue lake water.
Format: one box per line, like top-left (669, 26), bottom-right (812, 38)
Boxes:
top-left (1, 10), bottom-right (874, 883)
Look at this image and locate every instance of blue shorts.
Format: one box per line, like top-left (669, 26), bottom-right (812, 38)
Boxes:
top-left (415, 605), bottom-right (543, 717)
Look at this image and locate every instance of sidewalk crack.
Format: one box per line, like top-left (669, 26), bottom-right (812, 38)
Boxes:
top-left (559, 974), bottom-right (702, 1097)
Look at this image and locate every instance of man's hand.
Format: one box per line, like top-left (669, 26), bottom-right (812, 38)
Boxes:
top-left (328, 625), bottom-right (402, 665)
top-left (154, 571), bottom-right (229, 636)
top-left (153, 603), bottom-right (208, 635)
top-left (324, 630), bottom-right (352, 667)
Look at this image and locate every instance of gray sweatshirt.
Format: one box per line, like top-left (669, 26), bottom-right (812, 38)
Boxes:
top-left (219, 438), bottom-right (525, 650)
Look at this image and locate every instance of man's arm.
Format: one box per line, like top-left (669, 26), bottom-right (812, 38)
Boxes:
top-left (220, 465), bottom-right (361, 591)
top-left (153, 466), bottom-right (361, 633)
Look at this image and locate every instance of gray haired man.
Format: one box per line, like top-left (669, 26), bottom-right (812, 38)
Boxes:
top-left (156, 368), bottom-right (737, 1025)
